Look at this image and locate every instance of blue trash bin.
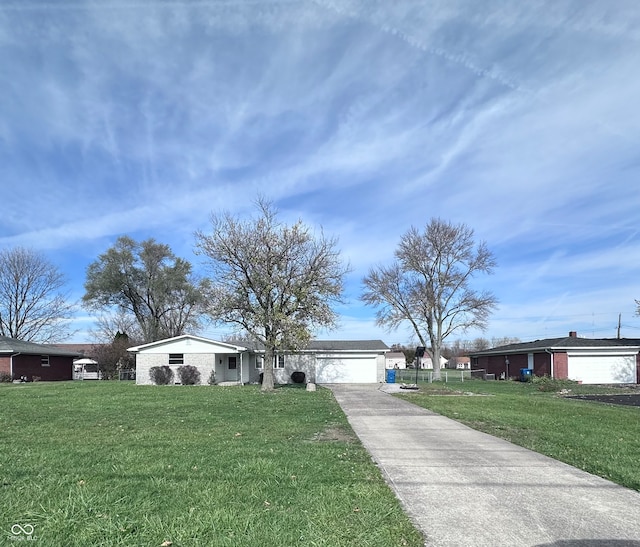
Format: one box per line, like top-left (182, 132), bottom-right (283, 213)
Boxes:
top-left (386, 369), bottom-right (396, 383)
top-left (520, 368), bottom-right (533, 382)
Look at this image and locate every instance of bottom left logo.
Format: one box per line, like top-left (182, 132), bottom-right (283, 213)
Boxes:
top-left (10, 524), bottom-right (36, 541)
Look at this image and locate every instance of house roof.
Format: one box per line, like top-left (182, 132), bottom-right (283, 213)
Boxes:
top-left (469, 336), bottom-right (640, 356)
top-left (50, 343), bottom-right (100, 355)
top-left (0, 336), bottom-right (82, 357)
top-left (229, 339), bottom-right (389, 353)
top-left (131, 334), bottom-right (389, 354)
top-left (127, 334), bottom-right (247, 353)
top-left (306, 340), bottom-right (389, 352)
top-left (385, 351), bottom-right (406, 359)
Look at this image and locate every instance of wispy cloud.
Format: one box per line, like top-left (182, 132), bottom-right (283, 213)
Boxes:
top-left (1, 0), bottom-right (639, 343)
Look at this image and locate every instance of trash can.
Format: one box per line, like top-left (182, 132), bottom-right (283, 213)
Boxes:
top-left (386, 369), bottom-right (396, 383)
top-left (520, 368), bottom-right (533, 382)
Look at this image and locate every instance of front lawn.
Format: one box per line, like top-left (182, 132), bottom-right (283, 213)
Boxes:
top-left (396, 379), bottom-right (640, 491)
top-left (0, 382), bottom-right (423, 546)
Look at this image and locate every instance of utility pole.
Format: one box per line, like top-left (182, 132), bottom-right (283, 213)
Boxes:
top-left (617, 313), bottom-right (621, 339)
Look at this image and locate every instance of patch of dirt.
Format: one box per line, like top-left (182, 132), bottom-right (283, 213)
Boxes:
top-left (566, 394), bottom-right (640, 407)
top-left (310, 425), bottom-right (357, 443)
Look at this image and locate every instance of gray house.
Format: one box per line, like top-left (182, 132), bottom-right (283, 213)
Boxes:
top-left (128, 334), bottom-right (389, 385)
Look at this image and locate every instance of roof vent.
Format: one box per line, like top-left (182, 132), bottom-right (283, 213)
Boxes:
top-left (569, 331), bottom-right (577, 338)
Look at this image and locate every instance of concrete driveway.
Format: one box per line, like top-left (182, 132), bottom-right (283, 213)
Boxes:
top-left (327, 383), bottom-right (640, 547)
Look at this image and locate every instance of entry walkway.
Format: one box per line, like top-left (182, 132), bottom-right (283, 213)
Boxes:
top-left (328, 384), bottom-right (640, 547)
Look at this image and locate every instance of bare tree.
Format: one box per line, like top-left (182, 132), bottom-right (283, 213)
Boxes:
top-left (362, 218), bottom-right (498, 380)
top-left (195, 199), bottom-right (349, 391)
top-left (83, 236), bottom-right (210, 343)
top-left (0, 247), bottom-right (74, 343)
top-left (89, 308), bottom-right (143, 345)
top-left (88, 331), bottom-right (136, 380)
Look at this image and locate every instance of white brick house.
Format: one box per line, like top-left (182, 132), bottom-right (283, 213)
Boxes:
top-left (128, 335), bottom-right (389, 385)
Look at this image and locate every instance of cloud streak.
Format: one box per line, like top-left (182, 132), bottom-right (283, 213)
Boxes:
top-left (1, 0), bottom-right (639, 343)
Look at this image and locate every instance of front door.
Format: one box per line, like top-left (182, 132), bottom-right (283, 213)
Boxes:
top-left (227, 356), bottom-right (238, 381)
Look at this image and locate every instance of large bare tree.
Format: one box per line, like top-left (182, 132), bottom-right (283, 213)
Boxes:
top-left (362, 218), bottom-right (498, 380)
top-left (195, 199), bottom-right (349, 391)
top-left (0, 247), bottom-right (74, 342)
top-left (83, 236), bottom-right (210, 343)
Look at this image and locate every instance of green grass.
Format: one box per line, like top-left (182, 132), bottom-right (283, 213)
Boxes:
top-left (0, 382), bottom-right (423, 547)
top-left (396, 379), bottom-right (640, 490)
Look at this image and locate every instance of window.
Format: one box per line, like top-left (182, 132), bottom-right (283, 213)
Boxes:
top-left (274, 354), bottom-right (285, 369)
top-left (255, 356), bottom-right (263, 369)
top-left (169, 354), bottom-right (184, 365)
top-left (41, 355), bottom-right (50, 367)
top-left (228, 356), bottom-right (237, 370)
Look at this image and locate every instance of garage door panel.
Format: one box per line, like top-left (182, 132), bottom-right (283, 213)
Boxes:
top-left (316, 357), bottom-right (377, 383)
top-left (567, 355), bottom-right (635, 384)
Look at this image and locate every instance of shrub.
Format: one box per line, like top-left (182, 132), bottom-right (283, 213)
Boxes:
top-left (530, 375), bottom-right (578, 392)
top-left (0, 372), bottom-right (12, 383)
top-left (178, 365), bottom-right (201, 385)
top-left (291, 371), bottom-right (306, 384)
top-left (149, 366), bottom-right (174, 385)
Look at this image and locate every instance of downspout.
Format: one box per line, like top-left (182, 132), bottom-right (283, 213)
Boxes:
top-left (239, 351), bottom-right (244, 385)
top-left (544, 349), bottom-right (554, 378)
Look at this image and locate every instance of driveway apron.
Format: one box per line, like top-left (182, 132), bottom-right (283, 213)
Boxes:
top-left (328, 384), bottom-right (640, 547)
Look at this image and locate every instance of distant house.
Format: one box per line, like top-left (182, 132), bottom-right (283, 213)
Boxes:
top-left (468, 331), bottom-right (640, 384)
top-left (418, 353), bottom-right (447, 370)
top-left (128, 334), bottom-right (389, 385)
top-left (0, 337), bottom-right (80, 381)
top-left (385, 351), bottom-right (406, 369)
top-left (447, 356), bottom-right (471, 370)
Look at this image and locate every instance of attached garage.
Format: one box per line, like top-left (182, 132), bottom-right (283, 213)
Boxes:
top-left (316, 355), bottom-right (379, 383)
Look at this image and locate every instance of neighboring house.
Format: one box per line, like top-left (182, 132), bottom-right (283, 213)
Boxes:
top-left (469, 331), bottom-right (640, 384)
top-left (447, 356), bottom-right (471, 370)
top-left (385, 351), bottom-right (406, 369)
top-left (418, 353), bottom-right (447, 370)
top-left (128, 335), bottom-right (389, 385)
top-left (0, 336), bottom-right (80, 381)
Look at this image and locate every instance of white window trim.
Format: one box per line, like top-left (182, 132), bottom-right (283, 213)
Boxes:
top-left (41, 355), bottom-right (50, 367)
top-left (274, 354), bottom-right (285, 369)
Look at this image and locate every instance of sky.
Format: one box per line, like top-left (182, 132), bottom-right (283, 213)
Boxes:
top-left (2, 0), bottom-right (640, 347)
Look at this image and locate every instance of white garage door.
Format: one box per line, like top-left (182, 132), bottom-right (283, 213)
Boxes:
top-left (567, 354), bottom-right (636, 384)
top-left (316, 356), bottom-right (378, 383)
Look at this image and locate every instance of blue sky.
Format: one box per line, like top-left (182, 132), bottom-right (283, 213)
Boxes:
top-left (2, 0), bottom-right (640, 345)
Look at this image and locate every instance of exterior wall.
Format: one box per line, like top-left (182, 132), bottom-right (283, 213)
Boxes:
top-left (553, 352), bottom-right (568, 379)
top-left (13, 354), bottom-right (73, 381)
top-left (134, 343), bottom-right (388, 385)
top-left (376, 354), bottom-right (386, 382)
top-left (136, 351), bottom-right (258, 385)
top-left (637, 353), bottom-right (640, 384)
top-left (533, 353), bottom-right (551, 377)
top-left (478, 353), bottom-right (528, 379)
top-left (272, 353), bottom-right (316, 384)
top-left (136, 353), bottom-right (217, 385)
top-left (0, 356), bottom-right (10, 376)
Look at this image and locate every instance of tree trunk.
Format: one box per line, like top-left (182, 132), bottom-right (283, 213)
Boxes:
top-left (261, 345), bottom-right (275, 391)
